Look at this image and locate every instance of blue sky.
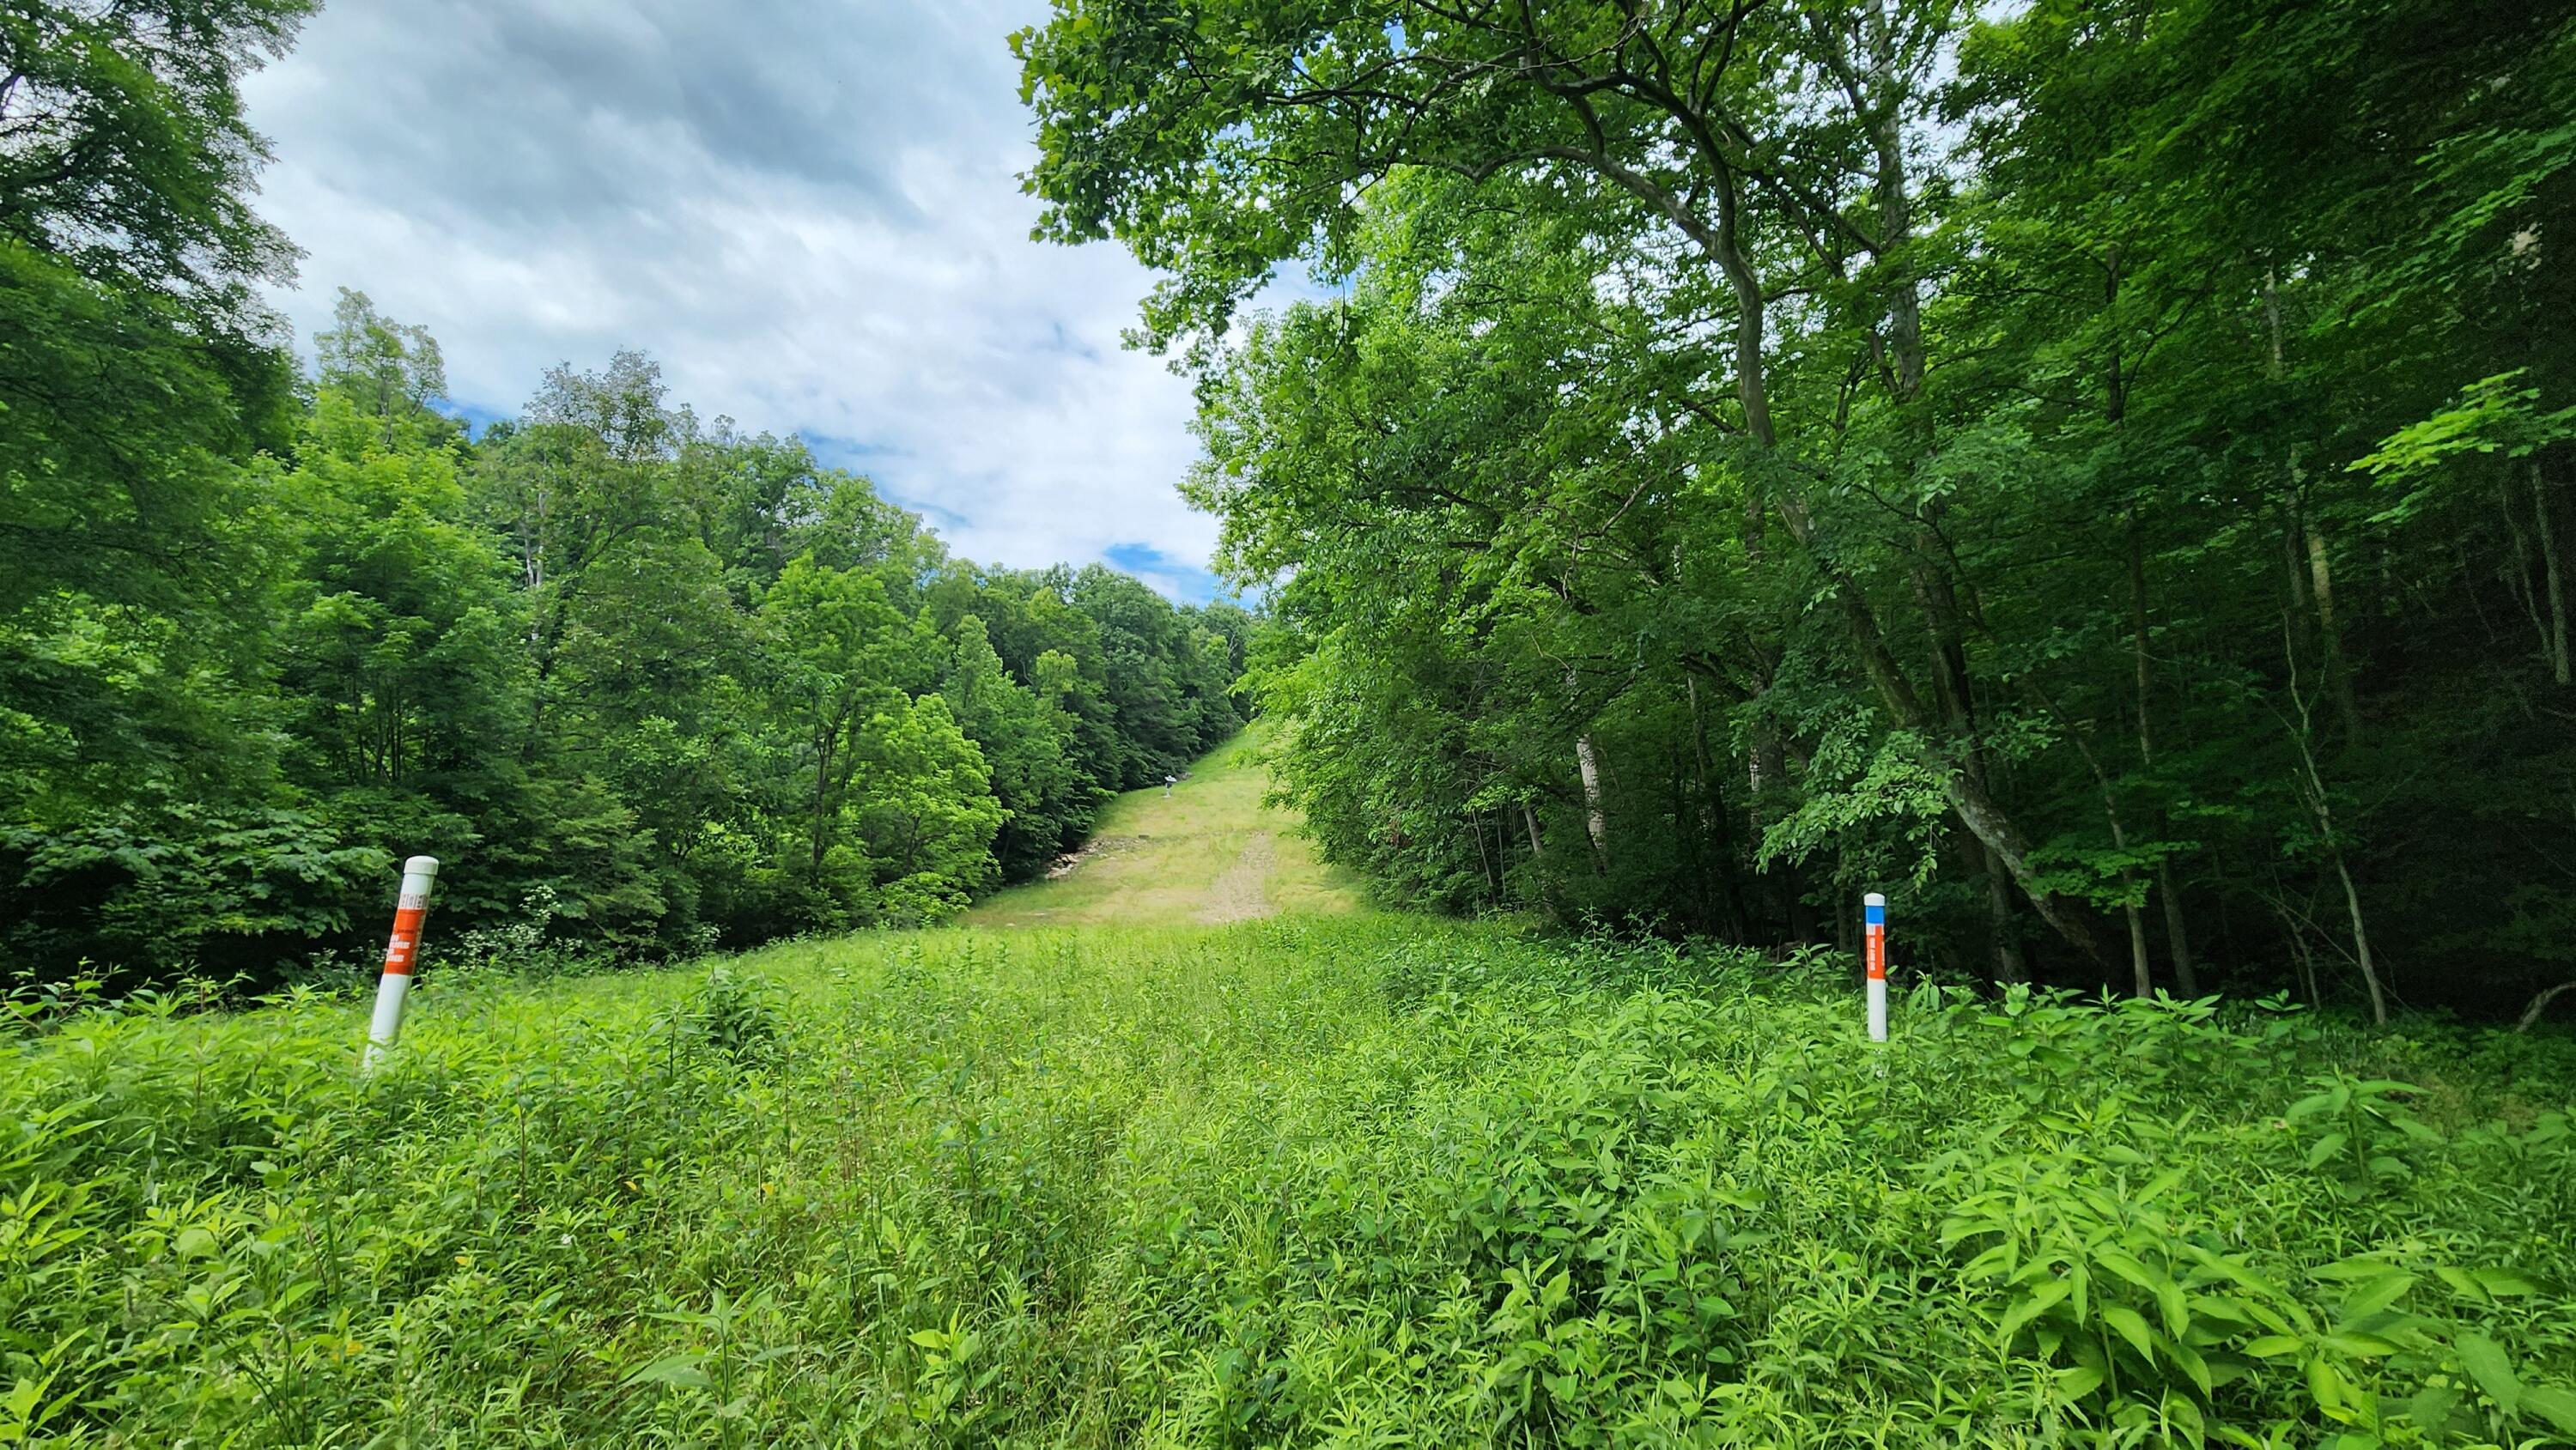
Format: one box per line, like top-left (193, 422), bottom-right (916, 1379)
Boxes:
top-left (240, 1), bottom-right (1232, 603)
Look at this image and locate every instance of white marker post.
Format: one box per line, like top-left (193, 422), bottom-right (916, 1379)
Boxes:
top-left (1863, 891), bottom-right (1888, 1042)
top-left (361, 855), bottom-right (440, 1073)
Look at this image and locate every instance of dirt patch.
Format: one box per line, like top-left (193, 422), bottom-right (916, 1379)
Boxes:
top-left (1044, 835), bottom-right (1141, 880)
top-left (1196, 833), bottom-right (1277, 924)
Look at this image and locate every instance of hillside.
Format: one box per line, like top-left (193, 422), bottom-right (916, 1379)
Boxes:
top-left (960, 723), bottom-right (1366, 931)
top-left (3, 742), bottom-right (2573, 1445)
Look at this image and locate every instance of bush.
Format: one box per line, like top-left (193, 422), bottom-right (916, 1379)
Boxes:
top-left (0, 917), bottom-right (2570, 1444)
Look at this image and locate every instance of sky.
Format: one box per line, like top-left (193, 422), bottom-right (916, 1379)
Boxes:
top-left (238, 0), bottom-right (1230, 603)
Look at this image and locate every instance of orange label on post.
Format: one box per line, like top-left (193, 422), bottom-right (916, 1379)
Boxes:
top-left (383, 904), bottom-right (428, 975)
top-left (1865, 924), bottom-right (1886, 982)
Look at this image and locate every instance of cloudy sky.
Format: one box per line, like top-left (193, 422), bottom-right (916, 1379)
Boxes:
top-left (240, 1), bottom-right (1229, 601)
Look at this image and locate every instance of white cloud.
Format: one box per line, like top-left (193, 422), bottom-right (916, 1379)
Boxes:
top-left (241, 0), bottom-right (1224, 597)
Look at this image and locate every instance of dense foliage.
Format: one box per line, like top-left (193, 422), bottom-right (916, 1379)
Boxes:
top-left (0, 0), bottom-right (1249, 985)
top-left (0, 294), bottom-right (1250, 977)
top-left (1016, 0), bottom-right (2576, 1021)
top-left (3, 918), bottom-right (2571, 1444)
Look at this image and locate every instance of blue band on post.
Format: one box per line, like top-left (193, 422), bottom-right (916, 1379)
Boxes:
top-left (1865, 903), bottom-right (1885, 926)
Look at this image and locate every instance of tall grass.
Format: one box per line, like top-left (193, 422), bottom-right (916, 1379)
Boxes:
top-left (3, 919), bottom-right (2571, 1445)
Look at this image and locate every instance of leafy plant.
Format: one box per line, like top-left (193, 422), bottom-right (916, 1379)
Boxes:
top-left (671, 966), bottom-right (786, 1069)
top-left (2283, 1073), bottom-right (2444, 1196)
top-left (1, 916), bottom-right (2572, 1444)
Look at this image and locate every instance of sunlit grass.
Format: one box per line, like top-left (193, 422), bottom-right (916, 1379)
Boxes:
top-left (957, 721), bottom-right (1368, 931)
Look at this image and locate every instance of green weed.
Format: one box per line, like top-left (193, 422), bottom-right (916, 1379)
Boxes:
top-left (1, 919), bottom-right (2571, 1445)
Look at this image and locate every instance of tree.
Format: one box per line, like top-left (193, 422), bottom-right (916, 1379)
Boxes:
top-left (944, 614), bottom-right (1089, 880)
top-left (1035, 0), bottom-right (2576, 1014)
top-left (759, 553), bottom-right (921, 913)
top-left (848, 694), bottom-right (1002, 925)
top-left (1, 0), bottom-right (310, 619)
top-left (1019, 0), bottom-right (2126, 964)
top-left (314, 288), bottom-right (458, 451)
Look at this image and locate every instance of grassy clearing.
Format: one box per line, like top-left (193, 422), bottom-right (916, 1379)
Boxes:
top-left (958, 723), bottom-right (1366, 930)
top-left (3, 917), bottom-right (2574, 1447)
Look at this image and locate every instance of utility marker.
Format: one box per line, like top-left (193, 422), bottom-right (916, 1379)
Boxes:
top-left (1864, 891), bottom-right (1888, 1042)
top-left (362, 855), bottom-right (440, 1073)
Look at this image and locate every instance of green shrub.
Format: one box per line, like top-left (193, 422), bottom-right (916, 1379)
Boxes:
top-left (1, 917), bottom-right (2571, 1445)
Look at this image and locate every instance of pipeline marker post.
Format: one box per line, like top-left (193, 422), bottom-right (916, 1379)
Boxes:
top-left (361, 855), bottom-right (440, 1074)
top-left (1864, 891), bottom-right (1888, 1043)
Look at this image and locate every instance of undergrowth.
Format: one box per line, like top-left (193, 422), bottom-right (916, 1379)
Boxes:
top-left (2, 919), bottom-right (2572, 1446)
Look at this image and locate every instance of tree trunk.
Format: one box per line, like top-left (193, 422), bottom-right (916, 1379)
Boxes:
top-left (2334, 852), bottom-right (2389, 1028)
top-left (1938, 764), bottom-right (2112, 968)
top-left (2126, 901), bottom-right (2154, 999)
top-left (1915, 558), bottom-right (2026, 986)
top-left (1983, 845), bottom-right (2027, 984)
top-left (1703, 155), bottom-right (2105, 968)
top-left (1686, 676), bottom-right (1751, 940)
top-left (1484, 804), bottom-right (1504, 907)
top-left (2536, 463), bottom-right (2571, 686)
top-left (1574, 732), bottom-right (1607, 871)
top-left (2281, 598), bottom-right (2387, 1026)
top-left (2518, 980), bottom-right (2576, 1033)
top-left (2102, 801), bottom-right (2152, 998)
top-left (2263, 266), bottom-right (2357, 737)
top-left (1565, 666), bottom-right (1607, 872)
top-left (2276, 896), bottom-right (2323, 1006)
top-left (2500, 482), bottom-right (2553, 647)
top-left (2129, 514), bottom-right (2199, 994)
top-left (2306, 526), bottom-right (2362, 736)
top-left (811, 728), bottom-right (835, 874)
top-left (2157, 863), bottom-right (2198, 996)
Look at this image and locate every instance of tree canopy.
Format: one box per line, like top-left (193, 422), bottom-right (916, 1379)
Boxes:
top-left (1020, 0), bottom-right (2576, 1018)
top-left (0, 0), bottom-right (1253, 983)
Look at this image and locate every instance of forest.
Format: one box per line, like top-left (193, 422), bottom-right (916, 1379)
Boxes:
top-left (1, 5), bottom-right (1255, 986)
top-left (6, 1), bottom-right (2576, 1445)
top-left (1013, 0), bottom-right (2576, 1022)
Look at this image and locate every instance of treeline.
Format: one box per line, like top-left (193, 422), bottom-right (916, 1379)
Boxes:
top-left (1, 0), bottom-right (1247, 983)
top-left (1017, 0), bottom-right (2576, 1019)
top-left (5, 294), bottom-right (1249, 980)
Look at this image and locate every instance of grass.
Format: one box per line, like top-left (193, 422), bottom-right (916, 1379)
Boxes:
top-left (958, 722), bottom-right (1367, 930)
top-left (4, 745), bottom-right (2575, 1446)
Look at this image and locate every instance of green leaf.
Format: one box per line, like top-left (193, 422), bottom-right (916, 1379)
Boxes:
top-left (2136, 1167), bottom-right (2188, 1205)
top-left (2105, 1304), bottom-right (2156, 1362)
top-left (2093, 1247), bottom-right (2160, 1294)
top-left (2164, 1391), bottom-right (2208, 1447)
top-left (2312, 1256), bottom-right (2401, 1283)
top-left (622, 1351), bottom-right (712, 1391)
top-left (2157, 1278), bottom-right (2192, 1340)
top-left (2336, 1271), bottom-right (2415, 1326)
top-left (2309, 1354), bottom-right (2346, 1413)
top-left (2433, 1266), bottom-right (2487, 1302)
top-left (2406, 1385), bottom-right (2461, 1435)
top-left (2287, 1089), bottom-right (2343, 1121)
top-left (2166, 1337), bottom-right (2214, 1397)
top-left (2519, 1386), bottom-right (2576, 1436)
top-left (2057, 1366), bottom-right (2105, 1399)
top-left (2454, 1332), bottom-right (2519, 1414)
top-left (2470, 1269), bottom-right (2538, 1298)
top-left (2306, 1131), bottom-right (2348, 1169)
top-left (1996, 1279), bottom-right (2071, 1342)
